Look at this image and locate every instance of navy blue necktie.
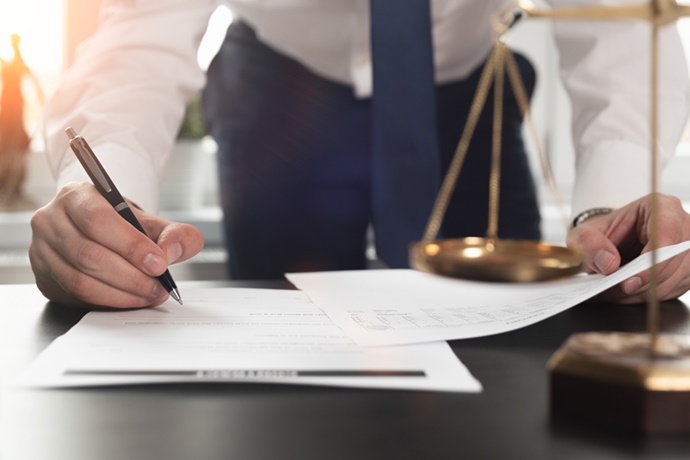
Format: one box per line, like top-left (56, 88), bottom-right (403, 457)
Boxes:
top-left (370, 0), bottom-right (440, 268)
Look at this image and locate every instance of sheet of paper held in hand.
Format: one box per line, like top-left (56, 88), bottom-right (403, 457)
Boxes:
top-left (287, 241), bottom-right (690, 347)
top-left (17, 289), bottom-right (480, 393)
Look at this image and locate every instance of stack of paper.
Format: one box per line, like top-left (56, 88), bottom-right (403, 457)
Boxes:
top-left (17, 289), bottom-right (481, 392)
top-left (16, 241), bottom-right (690, 392)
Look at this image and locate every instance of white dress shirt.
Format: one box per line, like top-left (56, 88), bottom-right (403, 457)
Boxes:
top-left (44, 0), bottom-right (690, 217)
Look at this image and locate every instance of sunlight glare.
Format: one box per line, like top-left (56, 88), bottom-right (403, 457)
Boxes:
top-left (0, 1), bottom-right (63, 73)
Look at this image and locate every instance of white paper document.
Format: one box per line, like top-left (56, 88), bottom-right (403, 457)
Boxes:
top-left (17, 288), bottom-right (481, 393)
top-left (287, 241), bottom-right (690, 346)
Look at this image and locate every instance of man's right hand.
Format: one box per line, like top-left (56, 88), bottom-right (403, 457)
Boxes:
top-left (29, 182), bottom-right (205, 309)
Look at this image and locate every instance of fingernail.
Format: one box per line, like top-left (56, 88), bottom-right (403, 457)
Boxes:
top-left (622, 276), bottom-right (643, 294)
top-left (151, 283), bottom-right (166, 298)
top-left (593, 250), bottom-right (615, 273)
top-left (143, 253), bottom-right (166, 275)
top-left (167, 243), bottom-right (183, 264)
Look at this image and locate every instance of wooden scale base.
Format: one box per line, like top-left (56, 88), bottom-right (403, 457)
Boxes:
top-left (549, 332), bottom-right (690, 432)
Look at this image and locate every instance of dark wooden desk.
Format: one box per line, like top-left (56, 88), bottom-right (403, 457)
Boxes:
top-left (2, 282), bottom-right (690, 460)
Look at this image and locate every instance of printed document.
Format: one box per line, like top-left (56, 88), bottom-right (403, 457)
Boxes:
top-left (17, 288), bottom-right (481, 393)
top-left (287, 241), bottom-right (690, 346)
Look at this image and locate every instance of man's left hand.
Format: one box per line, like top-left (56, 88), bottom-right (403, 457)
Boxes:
top-left (567, 193), bottom-right (690, 303)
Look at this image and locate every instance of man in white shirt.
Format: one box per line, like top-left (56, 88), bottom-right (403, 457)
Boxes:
top-left (29, 0), bottom-right (690, 308)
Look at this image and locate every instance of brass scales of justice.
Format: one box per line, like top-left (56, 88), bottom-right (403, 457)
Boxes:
top-left (409, 0), bottom-right (690, 432)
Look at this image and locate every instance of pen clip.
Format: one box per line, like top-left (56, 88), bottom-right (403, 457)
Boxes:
top-left (65, 127), bottom-right (113, 194)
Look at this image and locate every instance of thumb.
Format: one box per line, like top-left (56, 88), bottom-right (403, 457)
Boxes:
top-left (132, 208), bottom-right (205, 265)
top-left (567, 223), bottom-right (621, 275)
top-left (156, 222), bottom-right (205, 264)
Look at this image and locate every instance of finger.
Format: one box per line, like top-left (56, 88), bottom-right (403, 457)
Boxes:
top-left (47, 198), bottom-right (167, 284)
top-left (30, 185), bottom-right (173, 303)
top-left (596, 253), bottom-right (690, 303)
top-left (619, 255), bottom-right (683, 296)
top-left (616, 195), bottom-right (690, 299)
top-left (59, 187), bottom-right (169, 277)
top-left (133, 209), bottom-right (205, 264)
top-left (619, 254), bottom-right (690, 302)
top-left (157, 223), bottom-right (205, 264)
top-left (31, 239), bottom-right (169, 309)
top-left (567, 218), bottom-right (621, 275)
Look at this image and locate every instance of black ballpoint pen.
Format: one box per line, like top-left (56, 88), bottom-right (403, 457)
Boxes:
top-left (65, 127), bottom-right (183, 305)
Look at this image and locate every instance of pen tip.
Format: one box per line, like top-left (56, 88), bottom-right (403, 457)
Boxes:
top-left (65, 127), bottom-right (77, 140)
top-left (170, 288), bottom-right (183, 305)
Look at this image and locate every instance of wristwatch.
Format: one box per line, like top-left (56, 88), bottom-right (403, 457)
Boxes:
top-left (571, 207), bottom-right (615, 228)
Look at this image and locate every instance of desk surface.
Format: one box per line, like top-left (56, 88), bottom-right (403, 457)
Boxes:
top-left (2, 281), bottom-right (690, 460)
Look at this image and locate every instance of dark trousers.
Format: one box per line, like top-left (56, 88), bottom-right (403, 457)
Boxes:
top-left (203, 21), bottom-right (540, 279)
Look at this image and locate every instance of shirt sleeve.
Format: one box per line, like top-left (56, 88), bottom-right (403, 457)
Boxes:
top-left (548, 0), bottom-right (690, 216)
top-left (43, 0), bottom-right (219, 213)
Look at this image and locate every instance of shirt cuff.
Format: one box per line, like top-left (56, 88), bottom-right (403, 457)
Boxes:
top-left (56, 142), bottom-right (161, 214)
top-left (571, 140), bottom-right (656, 218)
